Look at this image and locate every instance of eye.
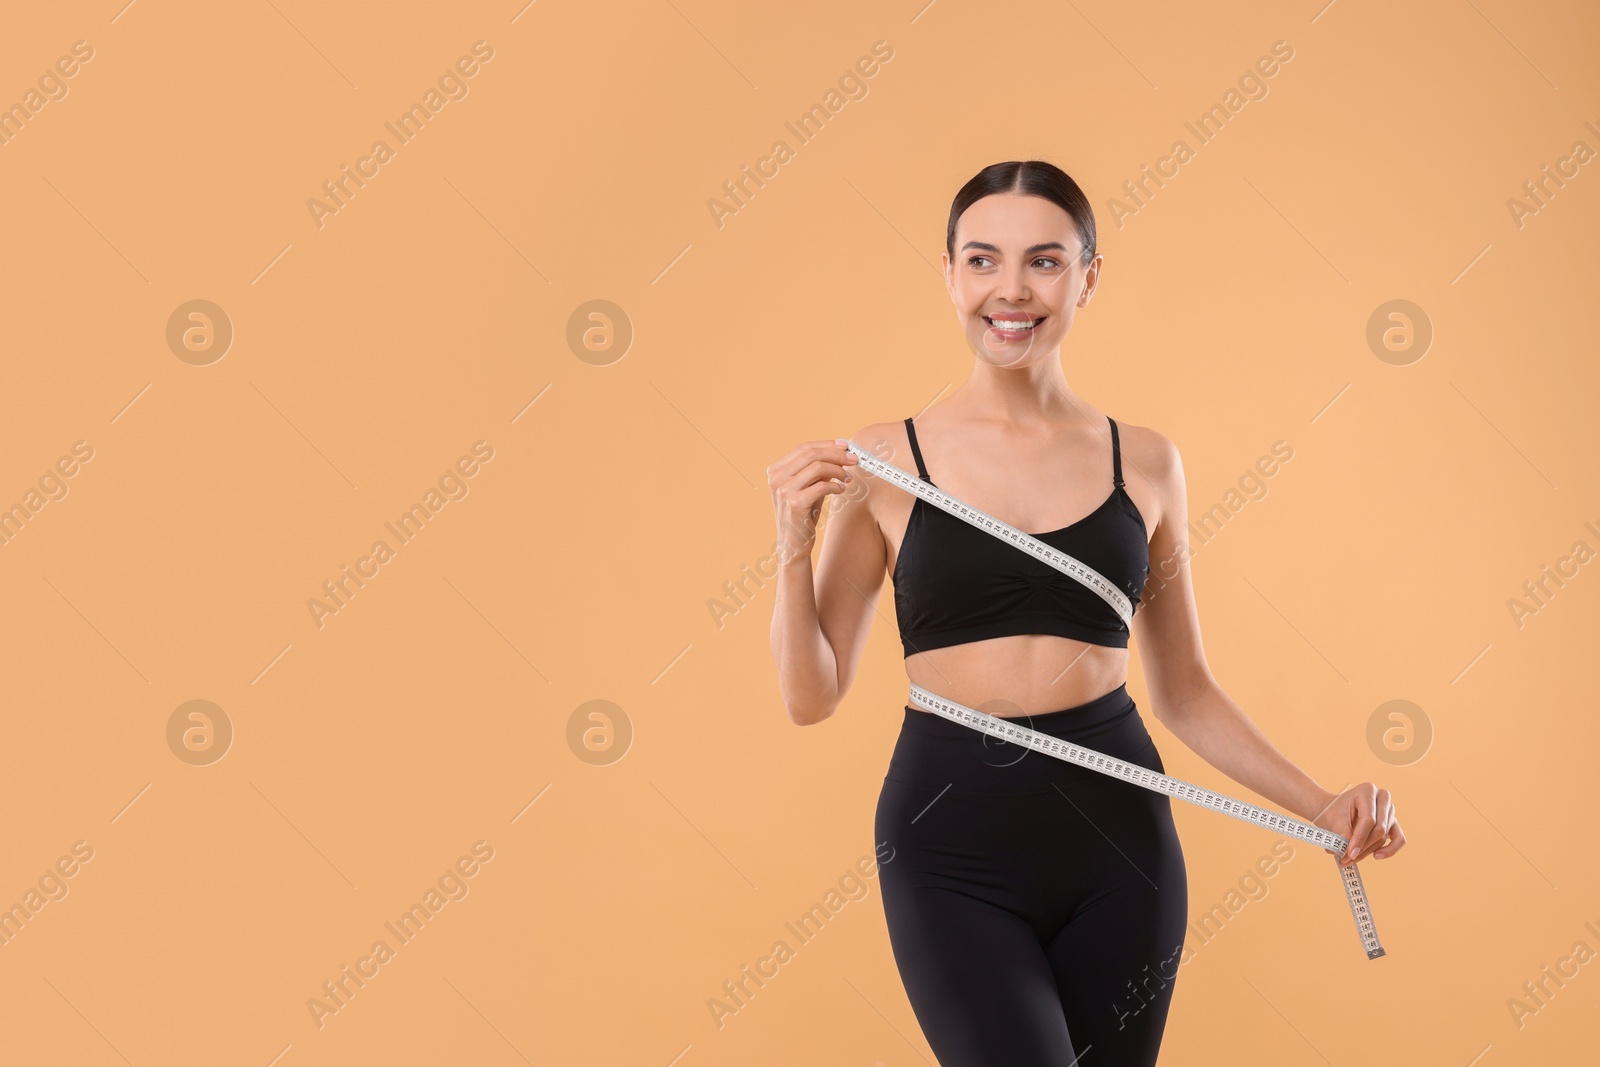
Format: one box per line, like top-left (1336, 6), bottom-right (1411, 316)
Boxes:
top-left (965, 254), bottom-right (1064, 270)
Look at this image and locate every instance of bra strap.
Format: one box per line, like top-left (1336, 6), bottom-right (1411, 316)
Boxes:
top-left (1108, 416), bottom-right (1125, 488)
top-left (904, 417), bottom-right (932, 482)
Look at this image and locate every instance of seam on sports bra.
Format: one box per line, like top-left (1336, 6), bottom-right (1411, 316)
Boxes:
top-left (1115, 484), bottom-right (1149, 538)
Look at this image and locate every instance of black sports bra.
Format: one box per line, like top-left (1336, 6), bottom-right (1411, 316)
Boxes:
top-left (892, 415), bottom-right (1151, 657)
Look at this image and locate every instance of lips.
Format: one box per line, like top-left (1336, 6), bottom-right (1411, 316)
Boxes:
top-left (983, 315), bottom-right (1046, 335)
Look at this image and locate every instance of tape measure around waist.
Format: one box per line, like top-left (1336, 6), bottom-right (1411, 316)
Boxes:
top-left (844, 438), bottom-right (1385, 961)
top-left (907, 683), bottom-right (1384, 960)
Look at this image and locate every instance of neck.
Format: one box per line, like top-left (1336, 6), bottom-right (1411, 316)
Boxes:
top-left (948, 350), bottom-right (1082, 426)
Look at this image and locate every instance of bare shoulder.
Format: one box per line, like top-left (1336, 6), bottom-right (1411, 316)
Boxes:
top-left (848, 418), bottom-right (906, 450)
top-left (1111, 418), bottom-right (1186, 540)
top-left (1113, 417), bottom-right (1183, 487)
top-left (838, 418), bottom-right (909, 514)
top-left (845, 418), bottom-right (913, 474)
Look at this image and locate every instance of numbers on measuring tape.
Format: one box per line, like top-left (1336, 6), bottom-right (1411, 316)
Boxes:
top-left (855, 438), bottom-right (1386, 960)
top-left (845, 442), bottom-right (1133, 624)
top-left (907, 681), bottom-right (1385, 960)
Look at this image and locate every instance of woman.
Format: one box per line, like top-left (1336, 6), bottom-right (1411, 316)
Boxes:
top-left (766, 160), bottom-right (1405, 1066)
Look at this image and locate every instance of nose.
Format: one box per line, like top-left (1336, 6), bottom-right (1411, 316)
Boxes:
top-left (994, 262), bottom-right (1031, 302)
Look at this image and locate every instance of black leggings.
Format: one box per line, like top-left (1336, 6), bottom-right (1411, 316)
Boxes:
top-left (874, 683), bottom-right (1188, 1066)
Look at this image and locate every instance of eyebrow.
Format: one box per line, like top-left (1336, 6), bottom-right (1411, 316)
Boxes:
top-left (960, 241), bottom-right (1071, 255)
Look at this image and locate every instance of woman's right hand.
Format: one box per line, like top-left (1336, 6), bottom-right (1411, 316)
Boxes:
top-left (767, 439), bottom-right (859, 566)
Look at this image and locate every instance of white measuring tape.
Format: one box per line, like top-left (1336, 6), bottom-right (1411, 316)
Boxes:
top-left (843, 438), bottom-right (1385, 960)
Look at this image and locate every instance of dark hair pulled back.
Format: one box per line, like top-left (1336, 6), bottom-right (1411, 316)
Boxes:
top-left (945, 160), bottom-right (1096, 266)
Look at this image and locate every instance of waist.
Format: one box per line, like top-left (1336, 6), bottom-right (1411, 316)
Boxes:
top-left (888, 683), bottom-right (1156, 794)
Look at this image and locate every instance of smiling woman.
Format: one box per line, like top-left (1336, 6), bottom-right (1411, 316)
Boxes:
top-left (765, 159), bottom-right (1406, 1066)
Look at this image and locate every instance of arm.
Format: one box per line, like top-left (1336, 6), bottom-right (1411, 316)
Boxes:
top-left (1132, 430), bottom-right (1406, 863)
top-left (768, 427), bottom-right (889, 726)
top-left (1131, 431), bottom-right (1336, 823)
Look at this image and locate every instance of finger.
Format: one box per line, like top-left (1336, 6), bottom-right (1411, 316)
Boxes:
top-left (823, 438), bottom-right (861, 462)
top-left (774, 459), bottom-right (853, 498)
top-left (1373, 793), bottom-right (1395, 836)
top-left (1375, 787), bottom-right (1396, 825)
top-left (768, 443), bottom-right (857, 486)
top-left (794, 458), bottom-right (856, 487)
top-left (778, 478), bottom-right (849, 521)
top-left (1344, 809), bottom-right (1377, 864)
top-left (1354, 824), bottom-right (1386, 863)
top-left (1374, 820), bottom-right (1407, 859)
top-left (792, 480), bottom-right (851, 509)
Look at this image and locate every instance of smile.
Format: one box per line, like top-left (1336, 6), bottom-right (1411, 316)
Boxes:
top-left (983, 315), bottom-right (1046, 336)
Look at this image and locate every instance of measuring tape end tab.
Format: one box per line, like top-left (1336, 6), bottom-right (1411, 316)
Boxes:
top-left (1366, 947), bottom-right (1387, 960)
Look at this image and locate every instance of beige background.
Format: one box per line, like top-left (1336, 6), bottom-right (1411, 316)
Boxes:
top-left (1, 0), bottom-right (1596, 1063)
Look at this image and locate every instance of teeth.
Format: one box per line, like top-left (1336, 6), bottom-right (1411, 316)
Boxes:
top-left (990, 318), bottom-right (1038, 330)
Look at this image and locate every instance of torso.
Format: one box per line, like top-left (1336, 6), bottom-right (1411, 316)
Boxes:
top-left (869, 409), bottom-right (1160, 718)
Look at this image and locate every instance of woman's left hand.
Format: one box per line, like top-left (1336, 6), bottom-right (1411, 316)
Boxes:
top-left (1314, 783), bottom-right (1406, 865)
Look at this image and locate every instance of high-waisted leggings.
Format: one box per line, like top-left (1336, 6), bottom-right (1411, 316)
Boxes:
top-left (874, 683), bottom-right (1188, 1066)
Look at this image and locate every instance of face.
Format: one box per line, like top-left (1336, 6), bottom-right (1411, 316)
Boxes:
top-left (943, 192), bottom-right (1101, 368)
